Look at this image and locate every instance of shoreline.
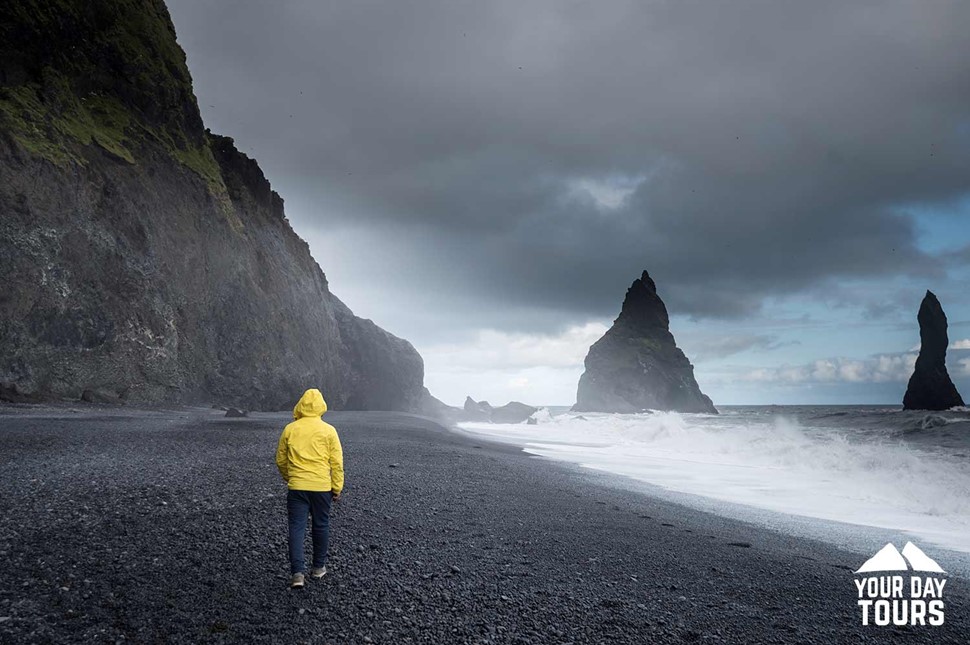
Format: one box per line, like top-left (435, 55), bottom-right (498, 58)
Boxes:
top-left (0, 406), bottom-right (967, 642)
top-left (455, 424), bottom-right (970, 580)
top-left (458, 406), bottom-right (970, 578)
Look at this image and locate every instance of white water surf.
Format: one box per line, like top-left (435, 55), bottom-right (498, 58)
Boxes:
top-left (459, 407), bottom-right (970, 555)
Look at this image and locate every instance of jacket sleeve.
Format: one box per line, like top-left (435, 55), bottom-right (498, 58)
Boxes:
top-left (275, 428), bottom-right (289, 482)
top-left (329, 430), bottom-right (344, 494)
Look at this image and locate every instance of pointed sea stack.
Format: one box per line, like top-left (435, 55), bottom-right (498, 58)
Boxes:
top-left (902, 291), bottom-right (964, 411)
top-left (573, 271), bottom-right (716, 414)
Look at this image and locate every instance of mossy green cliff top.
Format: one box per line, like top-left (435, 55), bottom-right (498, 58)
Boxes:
top-left (0, 0), bottom-right (223, 192)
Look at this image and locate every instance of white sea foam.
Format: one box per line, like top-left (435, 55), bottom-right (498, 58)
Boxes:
top-left (458, 410), bottom-right (970, 553)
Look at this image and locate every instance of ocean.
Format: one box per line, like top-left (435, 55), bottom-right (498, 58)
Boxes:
top-left (458, 405), bottom-right (970, 556)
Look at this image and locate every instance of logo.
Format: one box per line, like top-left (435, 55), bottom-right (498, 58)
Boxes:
top-left (854, 542), bottom-right (946, 626)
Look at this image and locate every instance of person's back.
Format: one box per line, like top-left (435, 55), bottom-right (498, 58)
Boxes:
top-left (275, 388), bottom-right (344, 588)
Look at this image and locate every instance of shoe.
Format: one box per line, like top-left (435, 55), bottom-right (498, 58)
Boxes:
top-left (290, 572), bottom-right (305, 588)
top-left (310, 566), bottom-right (327, 579)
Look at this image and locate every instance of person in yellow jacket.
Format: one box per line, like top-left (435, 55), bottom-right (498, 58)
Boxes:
top-left (275, 388), bottom-right (344, 588)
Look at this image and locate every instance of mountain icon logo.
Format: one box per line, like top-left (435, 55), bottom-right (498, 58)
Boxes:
top-left (855, 542), bottom-right (946, 574)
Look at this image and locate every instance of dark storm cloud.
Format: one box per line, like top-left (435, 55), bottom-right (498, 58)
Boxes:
top-left (944, 245), bottom-right (970, 266)
top-left (688, 334), bottom-right (799, 363)
top-left (167, 0), bottom-right (970, 337)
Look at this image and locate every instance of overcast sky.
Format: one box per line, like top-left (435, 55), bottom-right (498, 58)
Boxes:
top-left (167, 0), bottom-right (970, 406)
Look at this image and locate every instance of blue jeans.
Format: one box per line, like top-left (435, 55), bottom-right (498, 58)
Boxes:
top-left (287, 490), bottom-right (332, 574)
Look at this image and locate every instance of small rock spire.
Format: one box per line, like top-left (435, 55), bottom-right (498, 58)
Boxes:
top-left (902, 290), bottom-right (964, 410)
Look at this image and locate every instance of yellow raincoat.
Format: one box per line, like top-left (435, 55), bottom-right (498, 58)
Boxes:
top-left (275, 389), bottom-right (344, 493)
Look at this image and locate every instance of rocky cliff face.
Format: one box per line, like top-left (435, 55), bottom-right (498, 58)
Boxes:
top-left (0, 0), bottom-right (424, 410)
top-left (574, 271), bottom-right (716, 414)
top-left (902, 291), bottom-right (964, 411)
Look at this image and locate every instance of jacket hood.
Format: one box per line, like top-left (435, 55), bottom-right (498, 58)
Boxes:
top-left (293, 388), bottom-right (328, 419)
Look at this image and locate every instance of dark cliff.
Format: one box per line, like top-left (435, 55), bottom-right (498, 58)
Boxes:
top-left (0, 0), bottom-right (425, 410)
top-left (902, 291), bottom-right (964, 411)
top-left (574, 271), bottom-right (716, 414)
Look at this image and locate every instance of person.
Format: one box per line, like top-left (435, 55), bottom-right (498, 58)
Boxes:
top-left (275, 388), bottom-right (344, 588)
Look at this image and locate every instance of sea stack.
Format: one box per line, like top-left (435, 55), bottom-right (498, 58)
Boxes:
top-left (573, 271), bottom-right (716, 414)
top-left (902, 291), bottom-right (964, 411)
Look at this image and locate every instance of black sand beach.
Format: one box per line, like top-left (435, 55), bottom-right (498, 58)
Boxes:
top-left (0, 407), bottom-right (966, 644)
